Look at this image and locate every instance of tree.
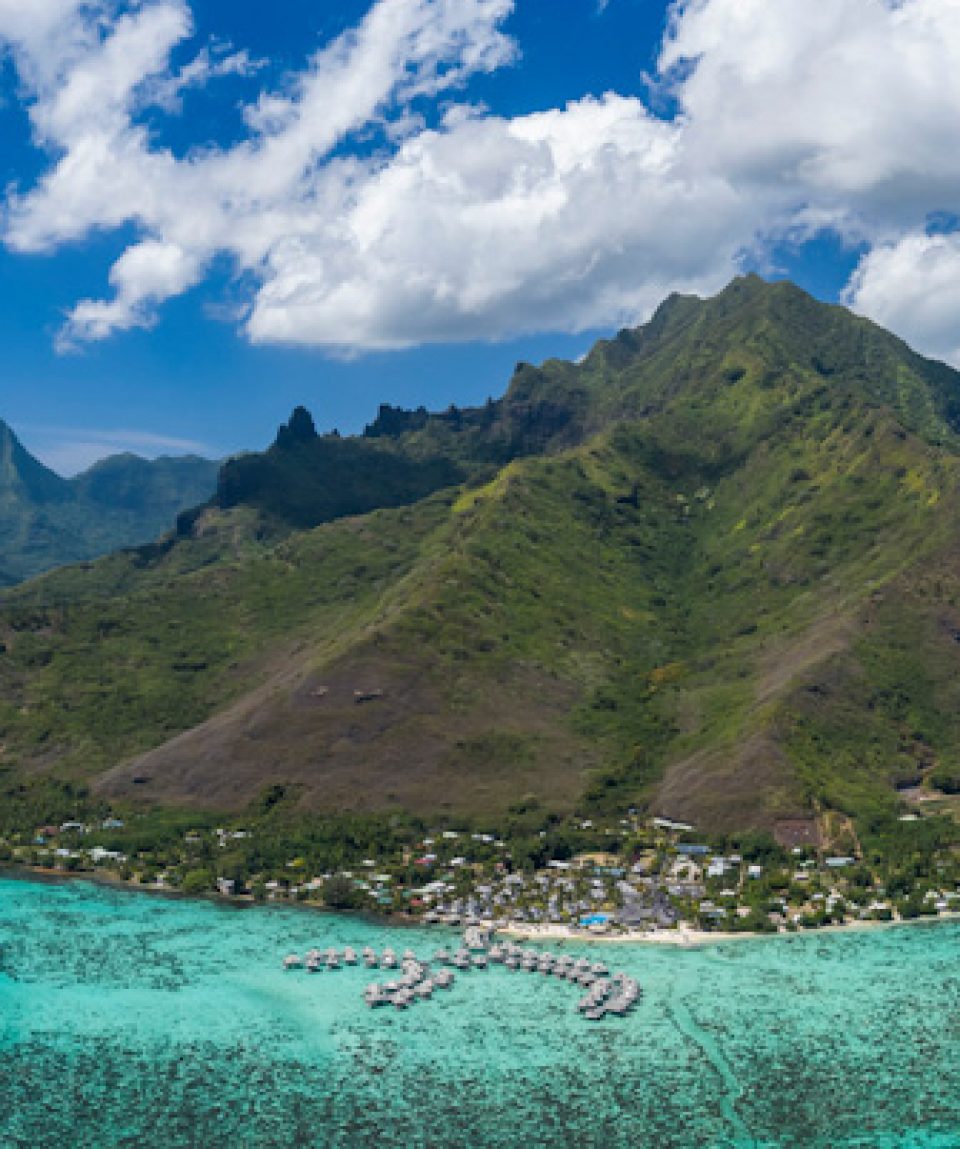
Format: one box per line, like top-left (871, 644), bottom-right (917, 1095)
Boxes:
top-left (181, 868), bottom-right (213, 895)
top-left (323, 874), bottom-right (358, 909)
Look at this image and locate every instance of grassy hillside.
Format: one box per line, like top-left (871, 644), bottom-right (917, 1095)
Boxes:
top-left (3, 276), bottom-right (960, 841)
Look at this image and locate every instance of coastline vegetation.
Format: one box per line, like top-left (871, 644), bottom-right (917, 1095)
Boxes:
top-left (2, 773), bottom-right (956, 938)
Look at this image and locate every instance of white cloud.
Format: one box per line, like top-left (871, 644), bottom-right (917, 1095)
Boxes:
top-left (245, 95), bottom-right (748, 348)
top-left (142, 46), bottom-right (262, 115)
top-left (660, 0), bottom-right (960, 231)
top-left (843, 233), bottom-right (960, 365)
top-left (3, 0), bottom-right (960, 358)
top-left (60, 240), bottom-right (203, 347)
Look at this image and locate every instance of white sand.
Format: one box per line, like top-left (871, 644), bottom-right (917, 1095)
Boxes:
top-left (493, 911), bottom-right (960, 948)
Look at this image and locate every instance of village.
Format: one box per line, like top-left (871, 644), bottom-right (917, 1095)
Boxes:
top-left (6, 808), bottom-right (959, 939)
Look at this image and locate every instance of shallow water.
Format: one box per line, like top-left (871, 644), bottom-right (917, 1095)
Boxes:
top-left (0, 874), bottom-right (958, 1148)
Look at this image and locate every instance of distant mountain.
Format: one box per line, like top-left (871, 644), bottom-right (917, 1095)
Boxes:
top-left (0, 423), bottom-right (219, 584)
top-left (3, 276), bottom-right (960, 849)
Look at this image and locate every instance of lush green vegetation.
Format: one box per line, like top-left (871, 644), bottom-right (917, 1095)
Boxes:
top-left (2, 276), bottom-right (960, 866)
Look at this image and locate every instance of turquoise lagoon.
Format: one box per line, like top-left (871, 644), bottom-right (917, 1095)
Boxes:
top-left (1, 874), bottom-right (958, 1148)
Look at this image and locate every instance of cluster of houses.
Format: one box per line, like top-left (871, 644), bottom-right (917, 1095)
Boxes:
top-left (412, 857), bottom-right (679, 930)
top-left (27, 819), bottom-right (129, 871)
top-left (9, 813), bottom-right (960, 936)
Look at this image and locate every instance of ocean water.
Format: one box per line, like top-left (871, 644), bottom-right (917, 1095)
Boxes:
top-left (0, 874), bottom-right (958, 1148)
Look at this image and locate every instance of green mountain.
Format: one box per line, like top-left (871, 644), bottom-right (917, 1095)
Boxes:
top-left (3, 276), bottom-right (960, 846)
top-left (0, 424), bottom-right (219, 584)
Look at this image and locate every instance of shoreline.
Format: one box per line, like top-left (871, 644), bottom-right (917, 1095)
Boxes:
top-left (496, 911), bottom-right (960, 948)
top-left (0, 863), bottom-right (436, 932)
top-left (4, 862), bottom-right (959, 947)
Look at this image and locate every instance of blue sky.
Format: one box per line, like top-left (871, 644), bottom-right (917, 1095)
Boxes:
top-left (0, 0), bottom-right (957, 474)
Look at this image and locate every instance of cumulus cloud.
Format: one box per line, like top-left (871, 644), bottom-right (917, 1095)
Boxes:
top-left (661, 0), bottom-right (960, 230)
top-left (59, 240), bottom-right (203, 347)
top-left (843, 233), bottom-right (960, 365)
top-left (245, 96), bottom-right (748, 348)
top-left (3, 0), bottom-right (960, 358)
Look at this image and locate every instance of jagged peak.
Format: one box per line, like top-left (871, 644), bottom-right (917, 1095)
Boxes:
top-left (0, 418), bottom-right (72, 504)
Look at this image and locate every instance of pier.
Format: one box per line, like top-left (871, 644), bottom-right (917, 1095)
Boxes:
top-left (282, 932), bottom-right (641, 1020)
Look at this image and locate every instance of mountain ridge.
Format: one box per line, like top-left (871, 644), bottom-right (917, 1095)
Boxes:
top-left (3, 275), bottom-right (960, 845)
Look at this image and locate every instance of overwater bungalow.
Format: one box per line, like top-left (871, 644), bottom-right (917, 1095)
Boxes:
top-left (364, 985), bottom-right (389, 1008)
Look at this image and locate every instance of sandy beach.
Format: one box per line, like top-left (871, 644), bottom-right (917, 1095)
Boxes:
top-left (494, 911), bottom-right (960, 948)
top-left (495, 922), bottom-right (752, 946)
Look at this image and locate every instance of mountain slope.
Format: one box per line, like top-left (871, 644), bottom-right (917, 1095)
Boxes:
top-left (0, 424), bottom-right (220, 584)
top-left (4, 276), bottom-right (960, 839)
